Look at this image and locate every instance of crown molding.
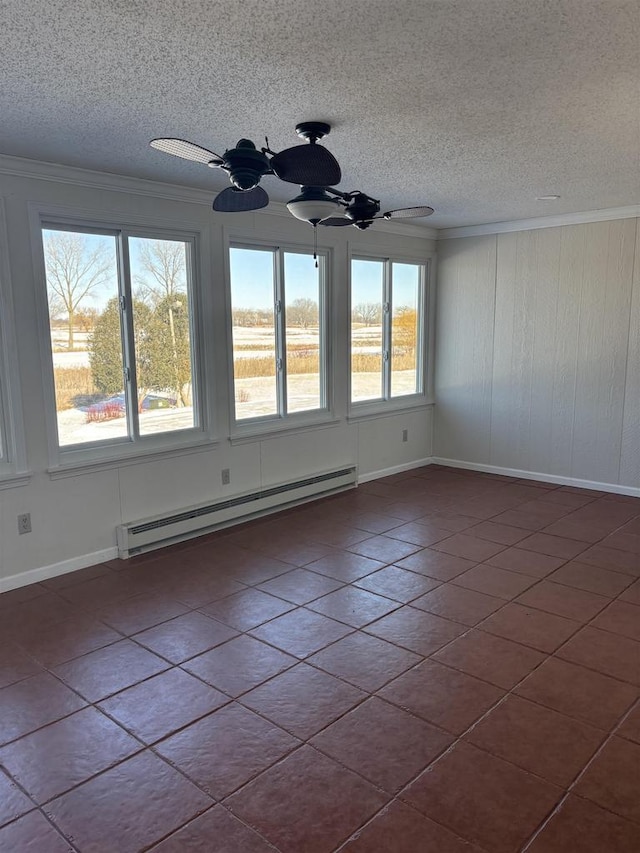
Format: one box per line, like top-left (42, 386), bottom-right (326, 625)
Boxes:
top-left (437, 205), bottom-right (640, 239)
top-left (0, 153), bottom-right (437, 240)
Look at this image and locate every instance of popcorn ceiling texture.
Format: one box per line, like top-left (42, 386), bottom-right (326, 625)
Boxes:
top-left (1, 0), bottom-right (638, 227)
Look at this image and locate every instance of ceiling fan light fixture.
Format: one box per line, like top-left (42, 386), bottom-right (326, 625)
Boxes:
top-left (286, 186), bottom-right (341, 225)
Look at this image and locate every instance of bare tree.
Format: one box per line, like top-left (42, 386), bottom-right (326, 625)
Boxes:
top-left (134, 239), bottom-right (187, 305)
top-left (43, 232), bottom-right (111, 350)
top-left (352, 302), bottom-right (383, 325)
top-left (287, 298), bottom-right (318, 329)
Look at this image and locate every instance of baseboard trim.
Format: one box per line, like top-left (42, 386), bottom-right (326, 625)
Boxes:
top-left (0, 547), bottom-right (118, 593)
top-left (358, 457), bottom-right (434, 484)
top-left (431, 458), bottom-right (640, 498)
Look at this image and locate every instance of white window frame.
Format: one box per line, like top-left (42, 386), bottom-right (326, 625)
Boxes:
top-left (349, 249), bottom-right (433, 418)
top-left (0, 199), bottom-right (28, 486)
top-left (31, 206), bottom-right (214, 473)
top-left (226, 237), bottom-right (334, 441)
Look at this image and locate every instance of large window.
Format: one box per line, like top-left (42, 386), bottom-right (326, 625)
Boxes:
top-left (351, 257), bottom-right (427, 407)
top-left (41, 225), bottom-right (201, 453)
top-left (229, 245), bottom-right (327, 425)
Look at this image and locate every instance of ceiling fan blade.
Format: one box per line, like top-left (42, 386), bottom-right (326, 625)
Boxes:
top-left (270, 145), bottom-right (341, 186)
top-left (150, 138), bottom-right (223, 164)
top-left (319, 217), bottom-right (354, 227)
top-left (382, 205), bottom-right (435, 219)
top-left (213, 185), bottom-right (269, 213)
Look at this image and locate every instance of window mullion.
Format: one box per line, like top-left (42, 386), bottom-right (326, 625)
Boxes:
top-left (118, 234), bottom-right (140, 440)
top-left (275, 249), bottom-right (287, 417)
top-left (382, 259), bottom-right (392, 400)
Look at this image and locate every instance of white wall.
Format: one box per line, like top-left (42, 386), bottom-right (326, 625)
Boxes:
top-left (434, 218), bottom-right (639, 492)
top-left (0, 161), bottom-right (435, 590)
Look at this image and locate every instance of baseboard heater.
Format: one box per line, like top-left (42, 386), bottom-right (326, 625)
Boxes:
top-left (116, 466), bottom-right (357, 558)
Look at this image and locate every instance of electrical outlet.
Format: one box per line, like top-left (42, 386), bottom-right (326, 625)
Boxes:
top-left (17, 513), bottom-right (32, 534)
top-left (402, 429), bottom-right (408, 442)
top-left (221, 468), bottom-right (231, 485)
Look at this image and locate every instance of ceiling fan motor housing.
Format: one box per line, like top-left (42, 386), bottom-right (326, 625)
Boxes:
top-left (224, 139), bottom-right (272, 190)
top-left (345, 192), bottom-right (380, 227)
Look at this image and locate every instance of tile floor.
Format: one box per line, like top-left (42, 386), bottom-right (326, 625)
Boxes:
top-left (1, 465), bottom-right (639, 852)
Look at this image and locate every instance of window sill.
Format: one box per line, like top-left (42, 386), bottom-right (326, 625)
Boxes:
top-left (230, 416), bottom-right (342, 445)
top-left (48, 436), bottom-right (219, 480)
top-left (347, 399), bottom-right (434, 422)
top-left (0, 471), bottom-right (32, 490)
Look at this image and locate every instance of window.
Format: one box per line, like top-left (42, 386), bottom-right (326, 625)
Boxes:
top-left (350, 256), bottom-right (427, 408)
top-left (40, 224), bottom-right (202, 455)
top-left (229, 245), bottom-right (328, 425)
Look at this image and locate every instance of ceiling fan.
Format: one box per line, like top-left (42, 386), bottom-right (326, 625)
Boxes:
top-left (150, 121), bottom-right (434, 228)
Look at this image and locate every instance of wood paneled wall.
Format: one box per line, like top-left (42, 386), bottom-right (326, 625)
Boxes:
top-left (434, 218), bottom-right (639, 489)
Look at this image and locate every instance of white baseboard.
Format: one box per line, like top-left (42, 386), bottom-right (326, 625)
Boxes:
top-left (358, 457), bottom-right (434, 484)
top-left (431, 457), bottom-right (640, 498)
top-left (0, 547), bottom-right (118, 593)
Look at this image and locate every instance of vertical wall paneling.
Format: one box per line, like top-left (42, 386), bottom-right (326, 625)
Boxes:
top-left (618, 218), bottom-right (639, 487)
top-left (434, 236), bottom-right (496, 462)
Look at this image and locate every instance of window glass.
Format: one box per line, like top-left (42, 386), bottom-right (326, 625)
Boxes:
top-left (284, 252), bottom-right (322, 413)
top-left (351, 259), bottom-right (384, 402)
top-left (391, 262), bottom-right (421, 397)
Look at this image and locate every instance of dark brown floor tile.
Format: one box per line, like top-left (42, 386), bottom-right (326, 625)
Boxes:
top-left (487, 547), bottom-right (566, 578)
top-left (155, 703), bottom-right (298, 798)
top-left (0, 769), bottom-right (34, 828)
top-left (364, 606), bottom-right (464, 656)
top-left (515, 657), bottom-right (639, 730)
top-left (0, 583), bottom-right (48, 609)
top-left (573, 736), bottom-right (640, 824)
top-left (257, 568), bottom-right (344, 605)
top-left (516, 532), bottom-right (590, 560)
top-left (240, 663), bottom-right (365, 739)
top-left (1, 593), bottom-right (77, 636)
top-left (339, 800), bottom-right (482, 852)
top-left (571, 544), bottom-right (640, 576)
top-left (379, 658), bottom-right (504, 734)
top-left (604, 530), bottom-right (640, 554)
top-left (226, 745), bottom-right (387, 853)
top-left (384, 521), bottom-right (452, 547)
top-left (221, 555), bottom-right (295, 586)
top-left (412, 583), bottom-right (503, 626)
top-left (453, 563), bottom-right (536, 599)
top-left (302, 551), bottom-right (386, 583)
top-left (312, 697), bottom-right (452, 793)
top-left (53, 639), bottom-right (168, 702)
top-left (183, 635), bottom-right (296, 697)
top-left (617, 702), bottom-right (640, 744)
top-left (132, 612), bottom-right (238, 664)
top-left (307, 632), bottom-right (420, 692)
top-left (394, 549), bottom-right (477, 581)
top-left (479, 602), bottom-right (580, 652)
top-left (619, 579), bottom-right (640, 604)
top-left (515, 580), bottom-right (609, 622)
top-left (41, 563), bottom-right (115, 591)
top-left (158, 572), bottom-right (246, 609)
top-left (467, 520), bottom-right (530, 546)
top-left (56, 573), bottom-right (141, 610)
top-left (0, 672), bottom-right (86, 745)
top-left (541, 519), bottom-right (607, 543)
top-left (45, 751), bottom-right (211, 853)
top-left (149, 805), bottom-right (277, 852)
top-left (15, 614), bottom-right (121, 667)
top-left (402, 741), bottom-right (561, 853)
top-left (199, 587), bottom-right (294, 631)
top-left (431, 533), bottom-right (507, 562)
top-left (250, 608), bottom-right (352, 658)
top-left (0, 810), bottom-right (72, 852)
top-left (546, 560), bottom-right (634, 598)
top-left (591, 600), bottom-right (640, 641)
top-left (265, 540), bottom-right (337, 567)
top-left (433, 629), bottom-right (545, 689)
top-left (0, 706), bottom-right (140, 803)
top-left (354, 565), bottom-right (440, 603)
top-left (99, 667), bottom-right (229, 743)
top-left (421, 511), bottom-right (480, 533)
top-left (307, 586), bottom-right (400, 627)
top-left (348, 535), bottom-right (422, 563)
top-left (490, 509), bottom-right (554, 531)
top-left (0, 642), bottom-right (43, 689)
top-left (465, 694), bottom-right (604, 786)
top-left (96, 592), bottom-right (189, 635)
top-left (526, 794), bottom-right (640, 853)
top-left (556, 626), bottom-right (640, 685)
top-left (307, 522), bottom-right (373, 549)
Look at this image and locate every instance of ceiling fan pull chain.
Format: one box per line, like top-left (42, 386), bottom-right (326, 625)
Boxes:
top-left (313, 226), bottom-right (318, 267)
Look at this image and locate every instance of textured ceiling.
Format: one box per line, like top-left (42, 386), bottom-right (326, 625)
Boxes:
top-left (1, 0), bottom-right (638, 228)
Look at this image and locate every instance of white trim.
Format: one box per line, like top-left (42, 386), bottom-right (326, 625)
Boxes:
top-left (230, 417), bottom-right (342, 445)
top-left (0, 547), bottom-right (118, 593)
top-left (0, 472), bottom-right (32, 490)
top-left (0, 154), bottom-right (437, 239)
top-left (431, 457), bottom-right (640, 498)
top-left (438, 206), bottom-right (640, 240)
top-left (358, 457), bottom-right (434, 483)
